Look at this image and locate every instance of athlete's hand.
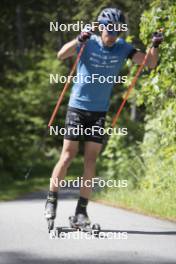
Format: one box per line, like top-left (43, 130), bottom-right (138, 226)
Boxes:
top-left (77, 24), bottom-right (93, 43)
top-left (152, 31), bottom-right (164, 48)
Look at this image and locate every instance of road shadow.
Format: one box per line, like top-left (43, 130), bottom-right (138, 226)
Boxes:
top-left (52, 227), bottom-right (176, 237)
top-left (98, 229), bottom-right (176, 236)
top-left (1, 251), bottom-right (176, 264)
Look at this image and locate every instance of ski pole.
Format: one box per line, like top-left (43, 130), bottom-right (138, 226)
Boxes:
top-left (111, 47), bottom-right (152, 128)
top-left (48, 43), bottom-right (86, 127)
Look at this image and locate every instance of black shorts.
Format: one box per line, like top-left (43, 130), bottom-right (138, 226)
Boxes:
top-left (64, 106), bottom-right (106, 144)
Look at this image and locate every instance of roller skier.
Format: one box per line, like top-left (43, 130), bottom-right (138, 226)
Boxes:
top-left (44, 7), bottom-right (163, 231)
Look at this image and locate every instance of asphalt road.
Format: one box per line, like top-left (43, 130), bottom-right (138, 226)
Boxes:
top-left (0, 188), bottom-right (176, 264)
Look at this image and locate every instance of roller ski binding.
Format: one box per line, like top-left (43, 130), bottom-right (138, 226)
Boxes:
top-left (44, 192), bottom-right (57, 233)
top-left (69, 214), bottom-right (101, 237)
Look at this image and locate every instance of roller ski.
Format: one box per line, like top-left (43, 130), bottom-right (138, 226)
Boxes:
top-left (44, 191), bottom-right (57, 233)
top-left (49, 214), bottom-right (101, 238)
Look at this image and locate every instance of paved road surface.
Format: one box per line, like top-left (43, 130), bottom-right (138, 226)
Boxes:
top-left (0, 188), bottom-right (176, 264)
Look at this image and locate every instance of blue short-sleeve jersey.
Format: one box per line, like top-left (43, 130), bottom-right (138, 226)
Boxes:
top-left (68, 35), bottom-right (135, 112)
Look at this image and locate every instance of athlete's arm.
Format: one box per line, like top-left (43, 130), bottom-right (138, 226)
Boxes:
top-left (57, 25), bottom-right (93, 60)
top-left (131, 31), bottom-right (163, 69)
top-left (57, 39), bottom-right (78, 60)
top-left (132, 48), bottom-right (158, 69)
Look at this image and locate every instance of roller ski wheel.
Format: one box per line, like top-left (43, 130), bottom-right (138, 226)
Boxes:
top-left (92, 223), bottom-right (101, 237)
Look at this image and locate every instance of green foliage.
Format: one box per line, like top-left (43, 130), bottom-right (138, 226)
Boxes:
top-left (102, 134), bottom-right (145, 189)
top-left (0, 49), bottom-right (67, 175)
top-left (139, 1), bottom-right (176, 108)
top-left (139, 1), bottom-right (176, 194)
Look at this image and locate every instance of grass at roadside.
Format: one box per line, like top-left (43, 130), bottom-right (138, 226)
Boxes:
top-left (0, 176), bottom-right (49, 201)
top-left (93, 188), bottom-right (176, 222)
top-left (0, 156), bottom-right (84, 201)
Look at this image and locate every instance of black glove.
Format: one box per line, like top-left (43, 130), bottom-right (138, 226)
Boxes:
top-left (77, 25), bottom-right (93, 43)
top-left (152, 31), bottom-right (164, 48)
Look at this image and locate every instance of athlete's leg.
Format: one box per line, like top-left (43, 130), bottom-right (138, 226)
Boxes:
top-left (71, 141), bottom-right (102, 226)
top-left (50, 139), bottom-right (79, 192)
top-left (45, 139), bottom-right (79, 221)
top-left (80, 141), bottom-right (102, 198)
top-left (74, 109), bottom-right (106, 222)
top-left (74, 141), bottom-right (102, 220)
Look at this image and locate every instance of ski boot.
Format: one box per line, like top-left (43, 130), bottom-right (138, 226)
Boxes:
top-left (44, 191), bottom-right (57, 232)
top-left (69, 213), bottom-right (91, 229)
top-left (69, 214), bottom-right (101, 236)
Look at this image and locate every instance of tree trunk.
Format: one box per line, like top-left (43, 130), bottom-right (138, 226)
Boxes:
top-left (16, 4), bottom-right (24, 55)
